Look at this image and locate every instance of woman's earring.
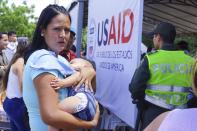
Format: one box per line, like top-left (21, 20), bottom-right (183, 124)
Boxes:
top-left (41, 33), bottom-right (44, 36)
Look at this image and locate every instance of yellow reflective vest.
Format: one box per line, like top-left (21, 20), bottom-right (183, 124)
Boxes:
top-left (145, 50), bottom-right (194, 109)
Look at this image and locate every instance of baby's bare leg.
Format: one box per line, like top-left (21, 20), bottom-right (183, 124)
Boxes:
top-left (48, 96), bottom-right (82, 131)
top-left (59, 94), bottom-right (88, 131)
top-left (58, 96), bottom-right (82, 113)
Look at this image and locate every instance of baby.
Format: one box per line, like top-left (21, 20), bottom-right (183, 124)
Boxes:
top-left (49, 58), bottom-right (97, 131)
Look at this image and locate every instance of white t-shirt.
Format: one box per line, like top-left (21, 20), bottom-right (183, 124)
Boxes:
top-left (6, 66), bottom-right (22, 98)
top-left (4, 42), bottom-right (18, 63)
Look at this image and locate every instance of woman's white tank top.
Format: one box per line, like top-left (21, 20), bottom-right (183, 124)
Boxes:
top-left (6, 66), bottom-right (22, 98)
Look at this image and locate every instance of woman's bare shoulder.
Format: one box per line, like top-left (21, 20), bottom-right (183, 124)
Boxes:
top-left (144, 111), bottom-right (170, 131)
top-left (12, 57), bottom-right (24, 74)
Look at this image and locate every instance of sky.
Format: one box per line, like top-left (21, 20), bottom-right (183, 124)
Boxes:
top-left (9, 0), bottom-right (74, 17)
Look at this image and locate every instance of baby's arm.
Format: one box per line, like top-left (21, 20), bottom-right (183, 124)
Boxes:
top-left (50, 58), bottom-right (94, 90)
top-left (50, 72), bottom-right (81, 89)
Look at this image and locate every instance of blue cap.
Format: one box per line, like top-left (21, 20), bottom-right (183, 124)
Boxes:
top-left (70, 27), bottom-right (76, 36)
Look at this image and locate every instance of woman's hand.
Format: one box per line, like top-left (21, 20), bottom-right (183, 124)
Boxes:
top-left (70, 58), bottom-right (96, 91)
top-left (70, 58), bottom-right (93, 69)
top-left (90, 102), bottom-right (100, 127)
top-left (75, 67), bottom-right (96, 92)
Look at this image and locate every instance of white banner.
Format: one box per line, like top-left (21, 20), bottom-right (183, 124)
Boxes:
top-left (87, 0), bottom-right (143, 127)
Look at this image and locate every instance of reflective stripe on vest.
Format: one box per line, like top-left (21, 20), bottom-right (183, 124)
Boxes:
top-left (145, 95), bottom-right (187, 110)
top-left (147, 85), bottom-right (191, 92)
top-left (145, 85), bottom-right (191, 109)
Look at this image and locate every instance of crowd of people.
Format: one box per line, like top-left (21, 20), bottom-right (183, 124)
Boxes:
top-left (0, 3), bottom-right (197, 131)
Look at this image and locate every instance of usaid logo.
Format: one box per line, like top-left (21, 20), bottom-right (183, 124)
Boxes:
top-left (87, 18), bottom-right (96, 59)
top-left (97, 9), bottom-right (134, 46)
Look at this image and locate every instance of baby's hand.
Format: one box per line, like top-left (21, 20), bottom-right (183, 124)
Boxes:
top-left (50, 77), bottom-right (64, 90)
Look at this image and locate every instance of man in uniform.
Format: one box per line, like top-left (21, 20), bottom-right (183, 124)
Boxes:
top-left (129, 22), bottom-right (194, 130)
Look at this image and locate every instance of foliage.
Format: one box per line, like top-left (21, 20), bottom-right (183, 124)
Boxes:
top-left (82, 26), bottom-right (87, 50)
top-left (0, 0), bottom-right (37, 39)
top-left (142, 35), bottom-right (153, 48)
top-left (175, 34), bottom-right (197, 56)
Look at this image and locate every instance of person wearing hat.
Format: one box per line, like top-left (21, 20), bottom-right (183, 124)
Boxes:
top-left (144, 58), bottom-right (197, 131)
top-left (129, 22), bottom-right (194, 130)
top-left (59, 27), bottom-right (77, 61)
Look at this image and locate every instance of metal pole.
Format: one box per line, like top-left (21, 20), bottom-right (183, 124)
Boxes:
top-left (76, 0), bottom-right (85, 57)
top-left (54, 0), bottom-right (59, 4)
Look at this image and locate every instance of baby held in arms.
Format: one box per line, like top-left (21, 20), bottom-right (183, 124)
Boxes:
top-left (49, 58), bottom-right (97, 131)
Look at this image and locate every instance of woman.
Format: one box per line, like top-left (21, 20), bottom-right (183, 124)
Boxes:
top-left (2, 39), bottom-right (30, 131)
top-left (23, 4), bottom-right (99, 131)
top-left (144, 58), bottom-right (197, 131)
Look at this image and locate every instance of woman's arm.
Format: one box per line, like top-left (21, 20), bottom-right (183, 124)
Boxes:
top-left (12, 57), bottom-right (24, 93)
top-left (34, 73), bottom-right (99, 130)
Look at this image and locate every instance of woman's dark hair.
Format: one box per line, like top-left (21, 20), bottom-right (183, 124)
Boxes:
top-left (24, 4), bottom-right (71, 63)
top-left (0, 32), bottom-right (8, 39)
top-left (1, 39), bottom-right (29, 92)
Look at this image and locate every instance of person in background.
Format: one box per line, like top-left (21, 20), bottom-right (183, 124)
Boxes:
top-left (71, 44), bottom-right (76, 54)
top-left (23, 4), bottom-right (99, 131)
top-left (176, 40), bottom-right (197, 108)
top-left (2, 39), bottom-right (30, 131)
top-left (144, 58), bottom-right (197, 131)
top-left (0, 32), bottom-right (9, 86)
top-left (129, 22), bottom-right (194, 130)
top-left (80, 49), bottom-right (86, 58)
top-left (4, 31), bottom-right (18, 63)
top-left (59, 27), bottom-right (77, 61)
top-left (176, 40), bottom-right (190, 54)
